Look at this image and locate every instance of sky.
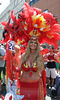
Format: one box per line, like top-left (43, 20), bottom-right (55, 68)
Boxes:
top-left (0, 0), bottom-right (10, 14)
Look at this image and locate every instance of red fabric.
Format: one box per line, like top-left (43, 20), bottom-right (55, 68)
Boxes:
top-left (20, 81), bottom-right (39, 100)
top-left (9, 95), bottom-right (12, 99)
top-left (41, 70), bottom-right (47, 97)
top-left (20, 78), bottom-right (44, 100)
top-left (6, 42), bottom-right (13, 81)
top-left (40, 48), bottom-right (49, 55)
top-left (22, 62), bottom-right (38, 77)
top-left (12, 65), bottom-right (21, 88)
top-left (15, 70), bottom-right (21, 88)
top-left (22, 62), bottom-right (37, 72)
top-left (48, 54), bottom-right (55, 60)
top-left (1, 95), bottom-right (5, 100)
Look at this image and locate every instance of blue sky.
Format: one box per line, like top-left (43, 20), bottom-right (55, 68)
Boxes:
top-left (0, 0), bottom-right (10, 14)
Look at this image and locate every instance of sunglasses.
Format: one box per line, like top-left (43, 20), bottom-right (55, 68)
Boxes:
top-left (30, 41), bottom-right (37, 44)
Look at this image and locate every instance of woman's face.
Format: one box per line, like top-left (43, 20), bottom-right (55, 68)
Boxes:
top-left (29, 40), bottom-right (37, 51)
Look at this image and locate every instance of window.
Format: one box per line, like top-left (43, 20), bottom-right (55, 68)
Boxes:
top-left (30, 0), bottom-right (39, 6)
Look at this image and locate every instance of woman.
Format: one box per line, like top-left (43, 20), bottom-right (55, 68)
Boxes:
top-left (20, 37), bottom-right (47, 100)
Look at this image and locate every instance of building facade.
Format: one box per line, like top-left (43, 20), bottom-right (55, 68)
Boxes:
top-left (26, 0), bottom-right (60, 23)
top-left (0, 0), bottom-right (25, 39)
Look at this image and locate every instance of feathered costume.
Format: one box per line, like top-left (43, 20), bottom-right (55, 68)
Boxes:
top-left (0, 2), bottom-right (60, 100)
top-left (1, 3), bottom-right (60, 47)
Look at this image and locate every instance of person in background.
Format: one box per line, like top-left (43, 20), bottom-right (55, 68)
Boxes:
top-left (55, 50), bottom-right (60, 74)
top-left (19, 37), bottom-right (47, 100)
top-left (56, 62), bottom-right (59, 73)
top-left (45, 45), bottom-right (56, 88)
top-left (0, 43), bottom-right (6, 93)
top-left (2, 43), bottom-right (6, 86)
top-left (54, 49), bottom-right (60, 73)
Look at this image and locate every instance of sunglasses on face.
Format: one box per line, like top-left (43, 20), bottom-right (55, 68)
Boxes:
top-left (30, 41), bottom-right (37, 44)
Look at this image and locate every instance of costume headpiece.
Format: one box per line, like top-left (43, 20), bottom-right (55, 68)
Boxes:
top-left (1, 2), bottom-right (60, 48)
top-left (30, 37), bottom-right (37, 41)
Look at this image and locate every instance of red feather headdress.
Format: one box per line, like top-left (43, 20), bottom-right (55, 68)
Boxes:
top-left (1, 2), bottom-right (60, 48)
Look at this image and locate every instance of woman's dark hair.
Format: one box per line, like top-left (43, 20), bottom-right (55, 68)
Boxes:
top-left (3, 29), bottom-right (8, 39)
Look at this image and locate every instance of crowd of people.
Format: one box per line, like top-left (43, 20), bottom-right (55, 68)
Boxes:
top-left (0, 41), bottom-right (60, 100)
